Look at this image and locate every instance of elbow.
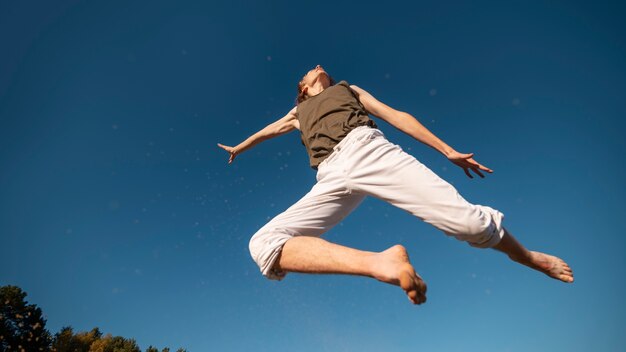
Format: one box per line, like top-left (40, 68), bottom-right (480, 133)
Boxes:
top-left (273, 121), bottom-right (294, 135)
top-left (396, 110), bottom-right (411, 120)
top-left (259, 123), bottom-right (279, 139)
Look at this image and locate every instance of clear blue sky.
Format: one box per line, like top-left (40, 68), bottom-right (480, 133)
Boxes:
top-left (1, 1), bottom-right (625, 351)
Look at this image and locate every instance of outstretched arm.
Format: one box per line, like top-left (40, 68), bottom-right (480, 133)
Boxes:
top-left (350, 84), bottom-right (492, 178)
top-left (217, 106), bottom-right (300, 164)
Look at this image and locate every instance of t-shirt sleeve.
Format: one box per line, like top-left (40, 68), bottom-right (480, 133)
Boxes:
top-left (344, 81), bottom-right (371, 115)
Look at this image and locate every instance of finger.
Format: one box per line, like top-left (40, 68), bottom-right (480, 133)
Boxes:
top-left (217, 143), bottom-right (229, 151)
top-left (219, 145), bottom-right (235, 154)
top-left (480, 164), bottom-right (494, 173)
top-left (465, 159), bottom-right (489, 176)
top-left (464, 168), bottom-right (473, 179)
top-left (470, 160), bottom-right (493, 173)
top-left (473, 168), bottom-right (485, 178)
top-left (473, 165), bottom-right (492, 174)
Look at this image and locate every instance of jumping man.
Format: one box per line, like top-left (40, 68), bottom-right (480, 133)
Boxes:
top-left (218, 65), bottom-right (574, 304)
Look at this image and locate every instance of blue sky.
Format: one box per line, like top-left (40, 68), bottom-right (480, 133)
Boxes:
top-left (1, 0), bottom-right (625, 351)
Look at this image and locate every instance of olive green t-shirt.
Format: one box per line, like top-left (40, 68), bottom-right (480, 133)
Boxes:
top-left (296, 80), bottom-right (378, 170)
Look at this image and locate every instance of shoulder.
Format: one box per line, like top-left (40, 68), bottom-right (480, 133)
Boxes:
top-left (333, 80), bottom-right (361, 94)
top-left (335, 80), bottom-right (357, 95)
top-left (348, 83), bottom-right (365, 96)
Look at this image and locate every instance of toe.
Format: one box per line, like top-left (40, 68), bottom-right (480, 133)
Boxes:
top-left (418, 292), bottom-right (427, 305)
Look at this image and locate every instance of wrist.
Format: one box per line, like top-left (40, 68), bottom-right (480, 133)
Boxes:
top-left (441, 147), bottom-right (455, 158)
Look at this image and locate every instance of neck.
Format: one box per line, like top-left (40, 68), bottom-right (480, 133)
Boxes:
top-left (307, 79), bottom-right (330, 97)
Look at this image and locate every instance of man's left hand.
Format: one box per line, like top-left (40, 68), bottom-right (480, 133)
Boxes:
top-left (447, 151), bottom-right (493, 178)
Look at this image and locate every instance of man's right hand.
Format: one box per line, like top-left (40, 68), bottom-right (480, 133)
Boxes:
top-left (217, 143), bottom-right (237, 164)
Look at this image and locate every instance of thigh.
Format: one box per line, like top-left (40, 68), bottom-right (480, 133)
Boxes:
top-left (348, 136), bottom-right (480, 235)
top-left (258, 177), bottom-right (366, 238)
top-left (249, 148), bottom-right (367, 280)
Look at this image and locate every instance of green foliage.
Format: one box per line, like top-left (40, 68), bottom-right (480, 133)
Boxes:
top-left (0, 285), bottom-right (53, 352)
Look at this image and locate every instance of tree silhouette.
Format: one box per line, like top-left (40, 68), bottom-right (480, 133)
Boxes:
top-left (88, 333), bottom-right (141, 352)
top-left (145, 346), bottom-right (187, 352)
top-left (0, 285), bottom-right (53, 352)
top-left (1, 286), bottom-right (187, 352)
top-left (52, 326), bottom-right (102, 352)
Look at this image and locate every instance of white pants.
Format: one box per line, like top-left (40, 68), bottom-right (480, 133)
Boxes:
top-left (249, 126), bottom-right (505, 280)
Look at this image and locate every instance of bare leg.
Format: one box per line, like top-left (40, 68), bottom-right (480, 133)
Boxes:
top-left (275, 236), bottom-right (428, 304)
top-left (493, 228), bottom-right (574, 283)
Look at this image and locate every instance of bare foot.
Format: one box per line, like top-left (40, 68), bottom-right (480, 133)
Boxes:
top-left (514, 251), bottom-right (574, 283)
top-left (370, 245), bottom-right (427, 304)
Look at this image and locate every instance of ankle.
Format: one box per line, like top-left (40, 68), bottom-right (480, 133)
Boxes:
top-left (365, 252), bottom-right (384, 278)
top-left (508, 250), bottom-right (532, 263)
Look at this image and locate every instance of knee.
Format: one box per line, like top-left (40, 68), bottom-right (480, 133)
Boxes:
top-left (248, 228), bottom-right (264, 262)
top-left (248, 226), bottom-right (295, 280)
top-left (248, 226), bottom-right (291, 262)
top-left (458, 206), bottom-right (505, 249)
top-left (464, 209), bottom-right (490, 237)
